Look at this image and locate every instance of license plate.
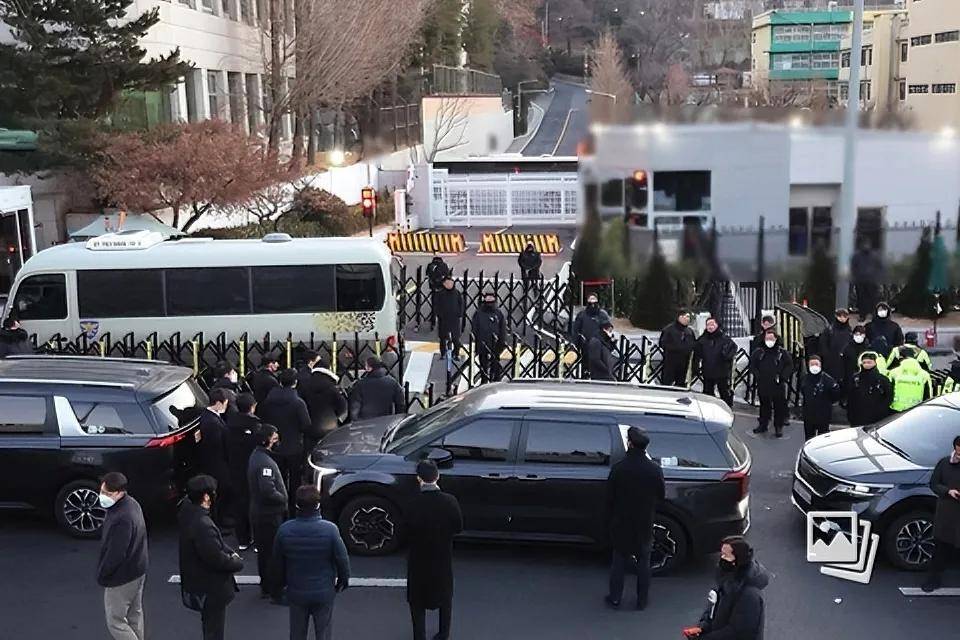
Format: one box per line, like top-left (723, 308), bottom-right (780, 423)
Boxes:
top-left (794, 479), bottom-right (813, 505)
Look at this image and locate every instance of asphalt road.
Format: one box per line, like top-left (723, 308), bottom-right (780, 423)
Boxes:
top-left (522, 80), bottom-right (588, 157)
top-left (2, 416), bottom-right (957, 640)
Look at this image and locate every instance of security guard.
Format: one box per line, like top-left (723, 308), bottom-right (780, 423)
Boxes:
top-left (859, 349), bottom-right (889, 378)
top-left (847, 352), bottom-right (893, 427)
top-left (888, 351), bottom-right (933, 412)
top-left (247, 424), bottom-right (288, 603)
top-left (887, 331), bottom-right (932, 372)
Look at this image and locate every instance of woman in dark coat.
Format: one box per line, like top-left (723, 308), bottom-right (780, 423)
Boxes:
top-left (922, 436), bottom-right (960, 592)
top-left (687, 536), bottom-right (769, 640)
top-left (406, 460), bottom-right (463, 640)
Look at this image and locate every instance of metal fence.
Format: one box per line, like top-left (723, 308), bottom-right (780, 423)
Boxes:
top-left (429, 65), bottom-right (503, 96)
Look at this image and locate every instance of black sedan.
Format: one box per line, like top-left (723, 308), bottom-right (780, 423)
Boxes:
top-left (793, 395), bottom-right (960, 570)
top-left (310, 380), bottom-right (752, 574)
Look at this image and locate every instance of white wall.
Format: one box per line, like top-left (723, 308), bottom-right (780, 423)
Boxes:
top-left (421, 96), bottom-right (514, 161)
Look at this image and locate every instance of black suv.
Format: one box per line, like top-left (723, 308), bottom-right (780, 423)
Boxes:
top-left (0, 355), bottom-right (206, 537)
top-left (793, 395), bottom-right (960, 570)
top-left (309, 380), bottom-right (751, 574)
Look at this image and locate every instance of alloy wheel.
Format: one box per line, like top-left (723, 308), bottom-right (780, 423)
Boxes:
top-left (650, 523), bottom-right (678, 572)
top-left (895, 518), bottom-right (935, 567)
top-left (63, 487), bottom-right (106, 534)
top-left (347, 505), bottom-right (396, 551)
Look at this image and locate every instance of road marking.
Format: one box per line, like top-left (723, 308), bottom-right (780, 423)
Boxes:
top-left (553, 108), bottom-right (578, 156)
top-left (167, 575), bottom-right (406, 588)
top-left (899, 587), bottom-right (960, 597)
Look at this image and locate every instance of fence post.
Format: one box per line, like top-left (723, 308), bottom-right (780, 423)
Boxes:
top-left (238, 337), bottom-right (246, 379)
top-left (98, 339), bottom-right (106, 358)
top-left (558, 338), bottom-right (565, 380)
top-left (191, 339), bottom-right (200, 377)
top-left (286, 338), bottom-right (293, 369)
top-left (513, 337), bottom-right (521, 379)
top-left (331, 334), bottom-right (338, 376)
top-left (145, 340), bottom-right (153, 360)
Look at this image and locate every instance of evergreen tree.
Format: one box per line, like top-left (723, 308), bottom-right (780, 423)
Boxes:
top-left (462, 0), bottom-right (500, 71)
top-left (803, 240), bottom-right (837, 318)
top-left (418, 0), bottom-right (464, 68)
top-left (896, 227), bottom-right (935, 318)
top-left (630, 247), bottom-right (676, 330)
top-left (0, 0), bottom-right (191, 169)
top-left (571, 186), bottom-right (604, 283)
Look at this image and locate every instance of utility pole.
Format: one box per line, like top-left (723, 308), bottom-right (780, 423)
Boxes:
top-left (836, 0), bottom-right (864, 308)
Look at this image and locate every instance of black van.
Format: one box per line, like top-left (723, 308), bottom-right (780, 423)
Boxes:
top-left (0, 356), bottom-right (206, 537)
top-left (309, 380), bottom-right (751, 574)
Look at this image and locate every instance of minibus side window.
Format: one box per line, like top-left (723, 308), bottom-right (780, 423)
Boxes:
top-left (11, 274), bottom-right (67, 320)
top-left (336, 264), bottom-right (385, 311)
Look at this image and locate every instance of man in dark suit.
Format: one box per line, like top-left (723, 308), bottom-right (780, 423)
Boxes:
top-left (195, 389), bottom-right (232, 528)
top-left (177, 475), bottom-right (244, 640)
top-left (225, 393), bottom-right (261, 550)
top-left (257, 368), bottom-right (311, 512)
top-left (605, 427), bottom-right (665, 610)
top-left (406, 460), bottom-right (463, 640)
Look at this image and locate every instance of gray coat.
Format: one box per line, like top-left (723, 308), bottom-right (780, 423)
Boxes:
top-left (930, 456), bottom-right (960, 546)
top-left (247, 446), bottom-right (288, 520)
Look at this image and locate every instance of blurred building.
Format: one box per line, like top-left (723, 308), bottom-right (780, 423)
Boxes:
top-left (838, 8), bottom-right (908, 113)
top-left (899, 0), bottom-right (960, 131)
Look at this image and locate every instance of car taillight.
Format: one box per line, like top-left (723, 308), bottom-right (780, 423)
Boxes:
top-left (723, 469), bottom-right (750, 500)
top-left (146, 430), bottom-right (189, 449)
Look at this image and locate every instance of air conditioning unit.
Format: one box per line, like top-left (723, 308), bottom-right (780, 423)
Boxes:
top-left (85, 230), bottom-right (165, 251)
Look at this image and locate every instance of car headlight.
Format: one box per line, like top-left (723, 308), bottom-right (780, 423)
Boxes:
top-left (834, 482), bottom-right (890, 497)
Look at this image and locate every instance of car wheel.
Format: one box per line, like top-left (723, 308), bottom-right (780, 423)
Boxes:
top-left (884, 511), bottom-right (936, 571)
top-left (338, 496), bottom-right (403, 556)
top-left (651, 514), bottom-right (688, 576)
top-left (55, 480), bottom-right (106, 539)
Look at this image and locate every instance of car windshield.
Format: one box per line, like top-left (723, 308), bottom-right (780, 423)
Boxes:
top-left (385, 396), bottom-right (465, 452)
top-left (869, 404), bottom-right (960, 467)
top-left (151, 379), bottom-right (208, 432)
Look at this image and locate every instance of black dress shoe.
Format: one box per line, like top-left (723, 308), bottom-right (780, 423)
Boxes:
top-left (604, 595), bottom-right (621, 609)
top-left (775, 430), bottom-right (783, 438)
top-left (752, 426), bottom-right (768, 434)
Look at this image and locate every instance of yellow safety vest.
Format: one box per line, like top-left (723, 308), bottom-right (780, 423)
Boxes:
top-left (888, 358), bottom-right (932, 411)
top-left (887, 345), bottom-right (932, 371)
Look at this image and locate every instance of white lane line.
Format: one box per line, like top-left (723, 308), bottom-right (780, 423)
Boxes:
top-left (553, 108), bottom-right (578, 156)
top-left (899, 587), bottom-right (960, 597)
top-left (167, 575), bottom-right (405, 588)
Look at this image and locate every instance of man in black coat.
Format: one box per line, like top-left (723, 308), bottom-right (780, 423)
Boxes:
top-left (749, 330), bottom-right (794, 438)
top-left (209, 361), bottom-right (240, 415)
top-left (659, 310), bottom-right (696, 387)
top-left (256, 368), bottom-right (311, 512)
top-left (435, 275), bottom-right (465, 361)
top-left (426, 252), bottom-right (451, 331)
top-left (248, 354), bottom-right (280, 404)
top-left (225, 393), bottom-right (261, 549)
top-left (178, 475), bottom-right (243, 640)
top-left (846, 352), bottom-right (893, 427)
top-left (471, 290), bottom-right (506, 383)
top-left (866, 301), bottom-right (904, 358)
top-left (689, 536), bottom-right (769, 640)
top-left (587, 322), bottom-right (617, 381)
top-left (0, 316), bottom-right (32, 358)
top-left (922, 435), bottom-right (960, 592)
top-left (518, 242), bottom-right (543, 286)
top-left (573, 294), bottom-right (612, 351)
top-left (800, 354), bottom-right (840, 441)
top-left (840, 325), bottom-right (870, 391)
top-left (298, 357), bottom-right (347, 451)
top-left (406, 460), bottom-right (463, 640)
top-left (296, 349), bottom-right (322, 394)
top-left (97, 472), bottom-right (148, 640)
top-left (247, 425), bottom-right (288, 603)
top-left (349, 358), bottom-right (406, 421)
top-left (818, 308), bottom-right (853, 383)
top-left (195, 389), bottom-right (233, 527)
top-left (605, 427), bottom-right (665, 610)
top-left (694, 317), bottom-right (737, 408)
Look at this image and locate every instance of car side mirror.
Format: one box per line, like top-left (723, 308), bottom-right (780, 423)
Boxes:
top-left (425, 446), bottom-right (454, 469)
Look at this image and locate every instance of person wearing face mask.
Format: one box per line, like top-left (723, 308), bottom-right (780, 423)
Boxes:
top-left (748, 315), bottom-right (776, 357)
top-left (921, 435), bottom-right (960, 592)
top-left (178, 475), bottom-right (243, 640)
top-left (274, 485), bottom-right (351, 640)
top-left (800, 355), bottom-right (840, 441)
top-left (693, 317), bottom-right (738, 408)
top-left (573, 294), bottom-right (612, 351)
top-left (846, 352), bottom-right (893, 427)
top-left (248, 424), bottom-right (288, 604)
top-left (471, 290), bottom-right (506, 383)
top-left (97, 472), bottom-right (148, 640)
top-left (196, 389), bottom-right (233, 528)
top-left (659, 310), bottom-right (696, 387)
top-left (866, 301), bottom-right (903, 358)
top-left (588, 321), bottom-right (618, 381)
top-left (683, 536), bottom-right (769, 639)
top-left (749, 330), bottom-right (793, 437)
top-left (818, 308), bottom-right (852, 384)
top-left (210, 361), bottom-right (240, 415)
top-left (841, 325), bottom-right (870, 391)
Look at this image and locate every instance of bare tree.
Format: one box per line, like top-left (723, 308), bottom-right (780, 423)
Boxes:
top-left (425, 96), bottom-right (472, 162)
top-left (224, 173), bottom-right (317, 231)
top-left (589, 31), bottom-right (634, 122)
top-left (617, 0), bottom-right (697, 104)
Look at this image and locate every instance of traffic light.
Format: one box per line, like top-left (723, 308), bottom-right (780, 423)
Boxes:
top-left (361, 187), bottom-right (376, 218)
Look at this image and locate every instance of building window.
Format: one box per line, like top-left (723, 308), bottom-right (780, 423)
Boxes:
top-left (932, 83), bottom-right (957, 94)
top-left (899, 79), bottom-right (906, 101)
top-left (178, 0), bottom-right (196, 7)
top-left (860, 80), bottom-right (872, 101)
top-left (811, 207), bottom-right (832, 251)
top-left (245, 74), bottom-right (260, 132)
top-left (227, 72), bottom-right (244, 126)
top-left (207, 71), bottom-right (221, 118)
top-left (772, 53), bottom-right (811, 71)
top-left (752, 32), bottom-right (757, 44)
top-left (653, 171), bottom-right (711, 212)
top-left (840, 83), bottom-right (849, 100)
top-left (812, 52), bottom-right (839, 70)
top-left (240, 0), bottom-right (253, 24)
top-left (841, 51), bottom-right (851, 68)
top-left (222, 0), bottom-right (237, 20)
top-left (811, 24), bottom-right (845, 42)
top-left (861, 47), bottom-right (872, 67)
top-left (900, 41), bottom-right (908, 62)
top-left (909, 83), bottom-right (929, 94)
top-left (935, 30), bottom-right (960, 44)
top-left (856, 208), bottom-right (884, 251)
top-left (773, 25), bottom-right (811, 43)
top-left (201, 0), bottom-right (216, 13)
top-left (910, 34), bottom-right (932, 46)
top-left (788, 208), bottom-right (809, 256)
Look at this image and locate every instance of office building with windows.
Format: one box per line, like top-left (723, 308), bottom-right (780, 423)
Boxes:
top-left (751, 8), bottom-right (853, 101)
top-left (898, 0), bottom-right (960, 131)
top-left (837, 8), bottom-right (908, 112)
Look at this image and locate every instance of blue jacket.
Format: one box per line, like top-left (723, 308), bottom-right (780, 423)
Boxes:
top-left (273, 512), bottom-right (350, 605)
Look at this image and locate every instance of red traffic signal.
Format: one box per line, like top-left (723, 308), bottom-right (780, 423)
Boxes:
top-left (361, 187), bottom-right (376, 218)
